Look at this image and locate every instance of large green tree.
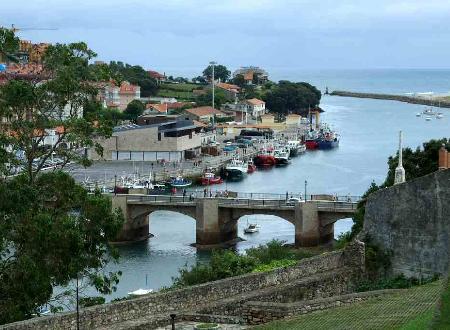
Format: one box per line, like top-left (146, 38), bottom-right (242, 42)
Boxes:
top-left (196, 89), bottom-right (228, 108)
top-left (108, 61), bottom-right (158, 97)
top-left (0, 172), bottom-right (123, 324)
top-left (264, 81), bottom-right (321, 115)
top-left (0, 29), bottom-right (124, 324)
top-left (124, 99), bottom-right (145, 121)
top-left (0, 28), bottom-right (19, 63)
top-left (202, 64), bottom-right (231, 82)
top-left (0, 41), bottom-right (113, 182)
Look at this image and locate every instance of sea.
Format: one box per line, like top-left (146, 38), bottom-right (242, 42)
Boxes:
top-left (73, 69), bottom-right (450, 302)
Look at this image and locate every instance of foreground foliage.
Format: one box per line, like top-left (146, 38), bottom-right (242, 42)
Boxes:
top-left (0, 172), bottom-right (123, 324)
top-left (172, 240), bottom-right (315, 288)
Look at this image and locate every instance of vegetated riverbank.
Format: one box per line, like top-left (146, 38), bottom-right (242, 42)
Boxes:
top-left (330, 90), bottom-right (450, 108)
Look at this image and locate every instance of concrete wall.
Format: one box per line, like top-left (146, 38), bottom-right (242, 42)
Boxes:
top-left (362, 169), bottom-right (450, 277)
top-left (1, 242), bottom-right (365, 330)
top-left (90, 126), bottom-right (202, 160)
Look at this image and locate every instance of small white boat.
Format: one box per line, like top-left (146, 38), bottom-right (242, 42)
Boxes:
top-left (128, 288), bottom-right (153, 296)
top-left (416, 113), bottom-right (421, 117)
top-left (244, 222), bottom-right (260, 234)
top-left (425, 116), bottom-right (432, 121)
top-left (437, 113), bottom-right (444, 119)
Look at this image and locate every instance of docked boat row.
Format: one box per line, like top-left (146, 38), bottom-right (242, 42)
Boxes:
top-left (304, 126), bottom-right (340, 150)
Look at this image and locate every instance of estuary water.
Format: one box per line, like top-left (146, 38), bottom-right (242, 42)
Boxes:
top-left (91, 69), bottom-right (450, 301)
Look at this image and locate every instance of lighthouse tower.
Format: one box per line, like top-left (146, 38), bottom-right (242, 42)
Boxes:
top-left (394, 130), bottom-right (406, 185)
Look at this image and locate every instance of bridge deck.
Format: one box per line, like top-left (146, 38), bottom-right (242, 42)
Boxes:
top-left (124, 195), bottom-right (358, 212)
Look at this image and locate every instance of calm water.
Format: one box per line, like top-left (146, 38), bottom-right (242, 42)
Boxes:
top-left (87, 69), bottom-right (450, 301)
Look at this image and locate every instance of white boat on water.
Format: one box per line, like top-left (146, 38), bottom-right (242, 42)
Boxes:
top-left (274, 148), bottom-right (290, 165)
top-left (425, 116), bottom-right (432, 121)
top-left (225, 157), bottom-right (248, 179)
top-left (244, 222), bottom-right (260, 234)
top-left (437, 113), bottom-right (444, 119)
top-left (416, 113), bottom-right (421, 117)
top-left (128, 288), bottom-right (153, 296)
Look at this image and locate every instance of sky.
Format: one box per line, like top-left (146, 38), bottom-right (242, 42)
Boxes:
top-left (2, 0), bottom-right (450, 77)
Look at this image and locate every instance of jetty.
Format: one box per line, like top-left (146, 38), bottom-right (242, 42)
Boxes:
top-left (330, 90), bottom-right (450, 108)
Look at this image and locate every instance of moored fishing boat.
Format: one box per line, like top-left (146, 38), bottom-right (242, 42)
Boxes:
top-left (287, 140), bottom-right (301, 157)
top-left (247, 160), bottom-right (257, 173)
top-left (225, 157), bottom-right (248, 179)
top-left (274, 148), bottom-right (290, 165)
top-left (169, 175), bottom-right (192, 188)
top-left (201, 172), bottom-right (223, 185)
top-left (253, 146), bottom-right (276, 167)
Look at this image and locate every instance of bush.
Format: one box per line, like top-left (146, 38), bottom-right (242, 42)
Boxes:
top-left (246, 240), bottom-right (294, 264)
top-left (252, 259), bottom-right (297, 273)
top-left (357, 274), bottom-right (438, 292)
top-left (172, 240), bottom-right (307, 288)
top-left (79, 296), bottom-right (105, 308)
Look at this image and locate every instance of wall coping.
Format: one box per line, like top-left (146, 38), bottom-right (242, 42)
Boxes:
top-left (244, 288), bottom-right (404, 310)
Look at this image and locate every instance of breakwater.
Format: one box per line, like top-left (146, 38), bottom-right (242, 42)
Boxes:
top-left (330, 90), bottom-right (450, 108)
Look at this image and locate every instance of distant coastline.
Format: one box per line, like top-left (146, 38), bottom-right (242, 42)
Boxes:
top-left (330, 90), bottom-right (450, 108)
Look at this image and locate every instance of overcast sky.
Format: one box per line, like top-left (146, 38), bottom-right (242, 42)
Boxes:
top-left (3, 0), bottom-right (450, 76)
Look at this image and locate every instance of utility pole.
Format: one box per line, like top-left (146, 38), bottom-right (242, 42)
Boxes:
top-left (210, 61), bottom-right (217, 127)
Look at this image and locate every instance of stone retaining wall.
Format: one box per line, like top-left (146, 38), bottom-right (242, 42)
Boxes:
top-left (243, 289), bottom-right (403, 325)
top-left (1, 241), bottom-right (364, 330)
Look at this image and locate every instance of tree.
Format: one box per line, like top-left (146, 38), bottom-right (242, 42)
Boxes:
top-left (0, 28), bottom-right (19, 63)
top-left (196, 89), bottom-right (228, 108)
top-left (264, 81), bottom-right (321, 115)
top-left (192, 76), bottom-right (207, 84)
top-left (0, 30), bottom-right (124, 324)
top-left (0, 172), bottom-right (123, 324)
top-left (124, 100), bottom-right (145, 121)
top-left (0, 40), bottom-right (113, 183)
top-left (202, 64), bottom-right (230, 82)
top-left (108, 62), bottom-right (158, 97)
top-left (232, 74), bottom-right (246, 88)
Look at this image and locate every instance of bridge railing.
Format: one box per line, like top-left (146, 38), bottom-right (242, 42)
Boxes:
top-left (125, 194), bottom-right (359, 211)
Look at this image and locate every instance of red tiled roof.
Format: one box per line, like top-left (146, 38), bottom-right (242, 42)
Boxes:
top-left (147, 103), bottom-right (168, 113)
top-left (246, 98), bottom-right (265, 106)
top-left (216, 82), bottom-right (240, 92)
top-left (185, 106), bottom-right (224, 117)
top-left (119, 81), bottom-right (139, 94)
top-left (147, 70), bottom-right (165, 79)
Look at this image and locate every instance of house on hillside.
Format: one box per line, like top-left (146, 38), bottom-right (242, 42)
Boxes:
top-left (233, 66), bottom-right (269, 85)
top-left (246, 98), bottom-right (266, 118)
top-left (99, 81), bottom-right (140, 111)
top-left (215, 82), bottom-right (240, 100)
top-left (147, 70), bottom-right (166, 84)
top-left (184, 106), bottom-right (227, 123)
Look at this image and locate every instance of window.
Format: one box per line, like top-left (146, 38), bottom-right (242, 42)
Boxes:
top-left (158, 132), bottom-right (161, 141)
top-left (189, 132), bottom-right (192, 139)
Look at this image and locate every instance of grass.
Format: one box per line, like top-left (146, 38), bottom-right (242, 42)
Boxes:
top-left (160, 82), bottom-right (200, 91)
top-left (156, 89), bottom-right (196, 100)
top-left (254, 280), bottom-right (442, 330)
top-left (430, 275), bottom-right (450, 329)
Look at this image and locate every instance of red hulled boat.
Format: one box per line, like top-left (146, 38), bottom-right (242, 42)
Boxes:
top-left (201, 172), bottom-right (223, 185)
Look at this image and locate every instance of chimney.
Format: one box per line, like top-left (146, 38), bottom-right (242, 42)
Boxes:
top-left (438, 144), bottom-right (448, 170)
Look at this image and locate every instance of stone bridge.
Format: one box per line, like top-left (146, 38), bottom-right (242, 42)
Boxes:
top-left (112, 194), bottom-right (358, 248)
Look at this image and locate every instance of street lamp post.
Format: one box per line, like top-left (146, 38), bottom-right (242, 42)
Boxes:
top-left (209, 61), bottom-right (217, 127)
top-left (304, 180), bottom-right (308, 201)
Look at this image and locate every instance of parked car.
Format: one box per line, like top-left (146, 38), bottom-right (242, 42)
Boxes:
top-left (286, 197), bottom-right (302, 206)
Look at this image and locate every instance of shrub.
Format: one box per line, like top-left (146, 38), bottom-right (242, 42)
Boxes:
top-left (246, 240), bottom-right (293, 264)
top-left (252, 259), bottom-right (297, 273)
top-left (79, 296), bottom-right (105, 308)
top-left (357, 274), bottom-right (439, 292)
